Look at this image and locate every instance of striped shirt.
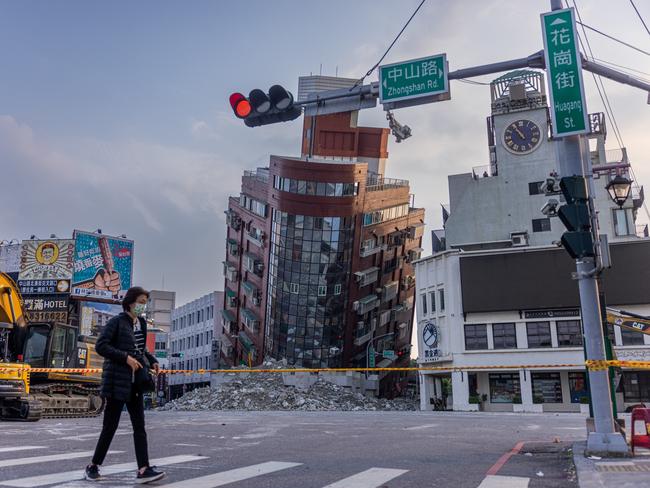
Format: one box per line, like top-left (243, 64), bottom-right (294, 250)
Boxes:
top-left (133, 317), bottom-right (146, 353)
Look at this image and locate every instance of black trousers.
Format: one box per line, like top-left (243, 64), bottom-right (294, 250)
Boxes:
top-left (92, 389), bottom-right (149, 469)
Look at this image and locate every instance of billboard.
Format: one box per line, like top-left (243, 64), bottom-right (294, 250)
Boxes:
top-left (18, 239), bottom-right (75, 280)
top-left (23, 295), bottom-right (69, 323)
top-left (0, 243), bottom-right (21, 280)
top-left (80, 301), bottom-right (122, 336)
top-left (72, 231), bottom-right (134, 301)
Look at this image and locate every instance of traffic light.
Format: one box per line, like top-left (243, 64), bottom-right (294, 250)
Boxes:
top-left (229, 85), bottom-right (302, 127)
top-left (558, 176), bottom-right (594, 259)
top-left (170, 352), bottom-right (185, 358)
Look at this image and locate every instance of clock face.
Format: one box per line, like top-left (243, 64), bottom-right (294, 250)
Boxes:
top-left (503, 119), bottom-right (542, 155)
top-left (422, 322), bottom-right (438, 348)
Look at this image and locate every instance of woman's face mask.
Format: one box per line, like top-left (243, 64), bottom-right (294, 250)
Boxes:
top-left (133, 303), bottom-right (147, 316)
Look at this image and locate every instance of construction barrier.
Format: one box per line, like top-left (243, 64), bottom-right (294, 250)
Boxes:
top-left (1, 359), bottom-right (649, 375)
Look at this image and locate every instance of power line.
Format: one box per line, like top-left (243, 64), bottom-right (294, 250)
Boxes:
top-left (590, 57), bottom-right (650, 81)
top-left (576, 21), bottom-right (650, 56)
top-left (628, 0), bottom-right (650, 37)
top-left (351, 0), bottom-right (427, 89)
top-left (572, 0), bottom-right (624, 149)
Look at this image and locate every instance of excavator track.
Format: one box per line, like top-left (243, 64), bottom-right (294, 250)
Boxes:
top-left (31, 383), bottom-right (105, 419)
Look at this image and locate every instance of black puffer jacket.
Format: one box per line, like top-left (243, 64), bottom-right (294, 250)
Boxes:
top-left (95, 312), bottom-right (158, 401)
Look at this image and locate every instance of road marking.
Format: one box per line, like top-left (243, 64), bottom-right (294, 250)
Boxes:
top-left (1, 454), bottom-right (207, 487)
top-left (0, 450), bottom-right (121, 468)
top-left (477, 475), bottom-right (529, 488)
top-left (59, 431), bottom-right (130, 441)
top-left (160, 461), bottom-right (302, 488)
top-left (404, 423), bottom-right (438, 431)
top-left (322, 468), bottom-right (409, 488)
top-left (486, 441), bottom-right (525, 476)
top-left (0, 447), bottom-right (47, 454)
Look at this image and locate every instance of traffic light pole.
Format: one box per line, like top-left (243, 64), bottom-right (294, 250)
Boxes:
top-left (556, 135), bottom-right (627, 454)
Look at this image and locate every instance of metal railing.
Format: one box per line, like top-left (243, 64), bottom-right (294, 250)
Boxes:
top-left (471, 164), bottom-right (497, 179)
top-left (366, 176), bottom-right (409, 192)
top-left (243, 170), bottom-right (269, 183)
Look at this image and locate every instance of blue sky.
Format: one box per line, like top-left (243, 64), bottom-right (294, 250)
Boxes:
top-left (1, 0), bottom-right (649, 306)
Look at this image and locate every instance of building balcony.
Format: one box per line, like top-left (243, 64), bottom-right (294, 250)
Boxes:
top-left (366, 175), bottom-right (409, 192)
top-left (353, 294), bottom-right (380, 315)
top-left (354, 266), bottom-right (380, 287)
top-left (360, 243), bottom-right (387, 257)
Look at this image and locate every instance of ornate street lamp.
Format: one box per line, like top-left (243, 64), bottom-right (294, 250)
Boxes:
top-left (605, 174), bottom-right (632, 208)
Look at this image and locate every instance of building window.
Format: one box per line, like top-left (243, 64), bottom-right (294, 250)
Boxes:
top-left (528, 181), bottom-right (543, 195)
top-left (334, 284), bottom-right (342, 295)
top-left (290, 283), bottom-right (299, 294)
top-left (526, 322), bottom-right (552, 348)
top-left (622, 372), bottom-right (650, 403)
top-left (439, 289), bottom-right (445, 311)
top-left (613, 208), bottom-right (633, 236)
top-left (317, 285), bottom-right (327, 297)
top-left (557, 320), bottom-right (583, 347)
top-left (362, 203), bottom-right (410, 226)
top-left (532, 218), bottom-right (551, 232)
top-left (620, 326), bottom-right (645, 345)
top-left (428, 291), bottom-right (436, 313)
top-left (532, 372), bottom-right (563, 403)
top-left (420, 294), bottom-right (428, 315)
top-left (492, 323), bottom-right (517, 349)
top-left (569, 372), bottom-right (589, 403)
top-left (489, 373), bottom-right (521, 403)
top-left (464, 324), bottom-right (488, 350)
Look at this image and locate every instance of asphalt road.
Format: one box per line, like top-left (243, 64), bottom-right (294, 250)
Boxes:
top-left (0, 411), bottom-right (588, 487)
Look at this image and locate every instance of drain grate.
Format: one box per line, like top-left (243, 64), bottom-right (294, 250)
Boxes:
top-left (596, 463), bottom-right (650, 472)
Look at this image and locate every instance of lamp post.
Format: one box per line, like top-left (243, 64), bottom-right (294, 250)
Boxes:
top-left (605, 174), bottom-right (632, 208)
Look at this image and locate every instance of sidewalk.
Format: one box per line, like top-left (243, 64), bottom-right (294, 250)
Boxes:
top-left (573, 441), bottom-right (650, 487)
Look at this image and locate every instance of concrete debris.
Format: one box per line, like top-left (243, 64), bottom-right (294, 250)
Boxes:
top-left (160, 359), bottom-right (417, 412)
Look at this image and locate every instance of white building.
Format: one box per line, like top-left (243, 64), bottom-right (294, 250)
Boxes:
top-left (415, 70), bottom-right (649, 413)
top-left (169, 291), bottom-right (223, 397)
top-left (148, 289), bottom-right (176, 333)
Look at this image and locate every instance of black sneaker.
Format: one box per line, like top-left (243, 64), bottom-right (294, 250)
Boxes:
top-left (84, 464), bottom-right (101, 481)
top-left (136, 466), bottom-right (166, 484)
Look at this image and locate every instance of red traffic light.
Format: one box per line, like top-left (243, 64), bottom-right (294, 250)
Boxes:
top-left (229, 92), bottom-right (252, 118)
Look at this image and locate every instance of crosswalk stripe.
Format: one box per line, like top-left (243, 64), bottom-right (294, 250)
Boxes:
top-left (160, 461), bottom-right (302, 488)
top-left (0, 447), bottom-right (47, 454)
top-left (322, 468), bottom-right (409, 488)
top-left (0, 454), bottom-right (207, 487)
top-left (477, 475), bottom-right (530, 488)
top-left (0, 450), bottom-right (121, 469)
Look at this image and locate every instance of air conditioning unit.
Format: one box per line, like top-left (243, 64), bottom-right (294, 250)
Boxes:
top-left (252, 296), bottom-right (261, 306)
top-left (329, 347), bottom-right (341, 355)
top-left (510, 231), bottom-right (529, 247)
top-left (352, 301), bottom-right (360, 311)
top-left (356, 320), bottom-right (365, 330)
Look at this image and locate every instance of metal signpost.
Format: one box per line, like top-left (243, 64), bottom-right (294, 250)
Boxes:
top-left (368, 347), bottom-right (376, 368)
top-left (542, 3), bottom-right (627, 453)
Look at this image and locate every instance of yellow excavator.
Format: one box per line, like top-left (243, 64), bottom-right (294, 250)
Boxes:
top-left (0, 273), bottom-right (104, 420)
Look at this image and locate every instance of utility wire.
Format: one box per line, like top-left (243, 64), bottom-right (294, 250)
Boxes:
top-left (572, 0), bottom-right (624, 149)
top-left (351, 0), bottom-right (427, 89)
top-left (590, 57), bottom-right (650, 81)
top-left (628, 0), bottom-right (650, 37)
top-left (576, 21), bottom-right (650, 56)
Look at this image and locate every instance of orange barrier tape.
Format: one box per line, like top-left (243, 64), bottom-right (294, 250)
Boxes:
top-left (0, 360), bottom-right (648, 375)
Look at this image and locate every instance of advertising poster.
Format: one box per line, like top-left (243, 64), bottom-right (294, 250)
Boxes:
top-left (23, 295), bottom-right (69, 323)
top-left (80, 301), bottom-right (122, 336)
top-left (0, 243), bottom-right (21, 281)
top-left (18, 239), bottom-right (75, 280)
top-left (71, 231), bottom-right (134, 301)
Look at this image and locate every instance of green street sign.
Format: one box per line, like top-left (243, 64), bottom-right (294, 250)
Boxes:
top-left (382, 350), bottom-right (395, 360)
top-left (155, 351), bottom-right (167, 358)
top-left (379, 54), bottom-right (448, 105)
top-left (541, 8), bottom-right (589, 137)
top-left (369, 347), bottom-right (376, 368)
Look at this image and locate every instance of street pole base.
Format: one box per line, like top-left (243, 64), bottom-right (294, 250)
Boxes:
top-left (586, 432), bottom-right (630, 457)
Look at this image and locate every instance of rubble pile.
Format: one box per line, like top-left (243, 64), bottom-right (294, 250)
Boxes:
top-left (160, 360), bottom-right (417, 412)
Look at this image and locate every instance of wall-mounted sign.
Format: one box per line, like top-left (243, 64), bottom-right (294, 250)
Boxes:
top-left (524, 309), bottom-right (580, 319)
top-left (420, 320), bottom-right (451, 363)
top-left (18, 279), bottom-right (70, 295)
top-left (23, 295), bottom-right (69, 323)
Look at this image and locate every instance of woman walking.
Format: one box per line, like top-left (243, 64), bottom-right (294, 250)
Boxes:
top-left (85, 286), bottom-right (165, 484)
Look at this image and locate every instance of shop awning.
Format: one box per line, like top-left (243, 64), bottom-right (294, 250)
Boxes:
top-left (241, 307), bottom-right (258, 322)
top-left (238, 331), bottom-right (255, 351)
top-left (242, 281), bottom-right (257, 295)
top-left (226, 287), bottom-right (237, 298)
top-left (221, 309), bottom-right (235, 323)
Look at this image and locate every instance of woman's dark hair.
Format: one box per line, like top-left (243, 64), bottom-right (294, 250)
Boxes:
top-left (122, 286), bottom-right (150, 313)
